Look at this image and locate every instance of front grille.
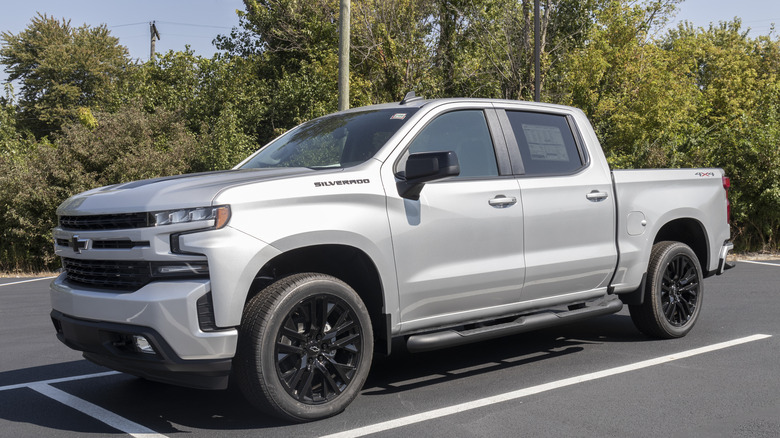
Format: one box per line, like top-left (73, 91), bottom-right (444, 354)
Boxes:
top-left (60, 213), bottom-right (152, 230)
top-left (62, 258), bottom-right (152, 291)
top-left (55, 239), bottom-right (150, 250)
top-left (62, 258), bottom-right (209, 291)
top-left (93, 240), bottom-right (150, 249)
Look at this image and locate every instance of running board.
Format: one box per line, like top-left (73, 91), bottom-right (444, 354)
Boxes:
top-left (406, 297), bottom-right (624, 353)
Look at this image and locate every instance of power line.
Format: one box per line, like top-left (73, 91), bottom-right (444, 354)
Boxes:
top-left (109, 21), bottom-right (233, 30)
top-left (109, 22), bottom-right (148, 28)
top-left (156, 21), bottom-right (232, 29)
top-left (160, 34), bottom-right (219, 39)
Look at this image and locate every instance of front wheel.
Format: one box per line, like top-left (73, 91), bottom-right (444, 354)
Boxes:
top-left (234, 273), bottom-right (373, 422)
top-left (629, 241), bottom-right (704, 339)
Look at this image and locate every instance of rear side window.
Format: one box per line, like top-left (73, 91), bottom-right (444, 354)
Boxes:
top-left (505, 111), bottom-right (583, 176)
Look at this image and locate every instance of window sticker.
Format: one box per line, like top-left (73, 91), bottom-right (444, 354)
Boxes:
top-left (521, 124), bottom-right (569, 162)
top-left (391, 113), bottom-right (407, 120)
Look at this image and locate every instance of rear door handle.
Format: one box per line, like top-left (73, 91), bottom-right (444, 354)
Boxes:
top-left (586, 190), bottom-right (609, 202)
top-left (488, 195), bottom-right (517, 208)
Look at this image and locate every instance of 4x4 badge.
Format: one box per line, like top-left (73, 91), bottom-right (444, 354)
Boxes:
top-left (71, 235), bottom-right (90, 254)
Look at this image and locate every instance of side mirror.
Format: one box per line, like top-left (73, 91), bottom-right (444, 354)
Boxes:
top-left (397, 151), bottom-right (460, 200)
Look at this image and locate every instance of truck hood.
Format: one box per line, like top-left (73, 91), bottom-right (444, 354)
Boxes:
top-left (57, 168), bottom-right (334, 215)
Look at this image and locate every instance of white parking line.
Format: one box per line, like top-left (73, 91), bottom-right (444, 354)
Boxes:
top-left (0, 371), bottom-right (121, 392)
top-left (2, 370), bottom-right (163, 437)
top-left (30, 383), bottom-right (166, 438)
top-left (322, 334), bottom-right (773, 438)
top-left (0, 276), bottom-right (57, 287)
top-left (740, 260), bottom-right (780, 267)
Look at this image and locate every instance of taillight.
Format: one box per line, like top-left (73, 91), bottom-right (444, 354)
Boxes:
top-left (722, 176), bottom-right (731, 224)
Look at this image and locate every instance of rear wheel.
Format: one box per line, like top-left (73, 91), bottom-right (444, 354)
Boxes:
top-left (234, 273), bottom-right (373, 422)
top-left (629, 241), bottom-right (704, 338)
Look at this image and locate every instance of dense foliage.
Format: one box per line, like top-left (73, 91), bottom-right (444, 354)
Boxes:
top-left (1, 1), bottom-right (779, 271)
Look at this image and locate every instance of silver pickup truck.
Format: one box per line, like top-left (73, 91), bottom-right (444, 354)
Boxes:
top-left (50, 95), bottom-right (733, 421)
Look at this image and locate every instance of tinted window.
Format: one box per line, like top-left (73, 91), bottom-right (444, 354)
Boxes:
top-left (505, 111), bottom-right (583, 176)
top-left (404, 110), bottom-right (498, 178)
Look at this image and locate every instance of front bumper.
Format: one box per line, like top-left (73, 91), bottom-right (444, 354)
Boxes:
top-left (50, 274), bottom-right (238, 388)
top-left (51, 310), bottom-right (232, 390)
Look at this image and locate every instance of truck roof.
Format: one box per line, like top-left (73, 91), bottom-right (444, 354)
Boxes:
top-left (337, 95), bottom-right (583, 115)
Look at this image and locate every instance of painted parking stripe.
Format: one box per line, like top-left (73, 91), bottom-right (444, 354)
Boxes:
top-left (740, 260), bottom-right (780, 267)
top-left (322, 334), bottom-right (772, 438)
top-left (29, 383), bottom-right (166, 438)
top-left (0, 371), bottom-right (121, 392)
top-left (2, 371), bottom-right (161, 437)
top-left (0, 276), bottom-right (57, 287)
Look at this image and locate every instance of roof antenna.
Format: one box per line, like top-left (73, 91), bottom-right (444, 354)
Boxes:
top-left (400, 91), bottom-right (423, 105)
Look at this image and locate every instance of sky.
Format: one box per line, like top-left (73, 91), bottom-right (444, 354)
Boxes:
top-left (0, 0), bottom-right (245, 85)
top-left (0, 0), bottom-right (778, 85)
top-left (670, 0), bottom-right (779, 35)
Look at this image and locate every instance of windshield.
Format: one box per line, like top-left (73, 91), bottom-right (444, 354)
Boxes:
top-left (239, 108), bottom-right (419, 169)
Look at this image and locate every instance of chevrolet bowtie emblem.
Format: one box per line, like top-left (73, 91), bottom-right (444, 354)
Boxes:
top-left (70, 235), bottom-right (90, 254)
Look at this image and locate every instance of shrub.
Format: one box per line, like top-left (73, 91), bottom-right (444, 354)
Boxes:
top-left (0, 103), bottom-right (198, 272)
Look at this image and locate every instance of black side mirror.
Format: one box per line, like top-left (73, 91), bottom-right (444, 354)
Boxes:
top-left (397, 151), bottom-right (460, 200)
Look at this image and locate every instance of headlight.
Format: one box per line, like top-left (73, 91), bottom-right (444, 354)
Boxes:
top-left (152, 205), bottom-right (230, 229)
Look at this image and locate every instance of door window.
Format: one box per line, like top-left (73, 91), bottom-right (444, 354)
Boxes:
top-left (505, 111), bottom-right (584, 176)
top-left (401, 110), bottom-right (499, 178)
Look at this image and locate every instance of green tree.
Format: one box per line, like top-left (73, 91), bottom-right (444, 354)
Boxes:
top-left (237, 0), bottom-right (340, 57)
top-left (560, 6), bottom-right (780, 250)
top-left (663, 21), bottom-right (780, 249)
top-left (1, 85), bottom-right (30, 158)
top-left (0, 103), bottom-right (198, 272)
top-left (559, 0), bottom-right (694, 168)
top-left (351, 0), bottom-right (438, 101)
top-left (215, 0), bottom-right (372, 147)
top-left (119, 49), bottom-right (263, 170)
top-left (454, 0), bottom-right (603, 101)
top-left (0, 13), bottom-right (130, 137)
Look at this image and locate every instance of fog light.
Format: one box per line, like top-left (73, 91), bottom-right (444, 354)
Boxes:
top-left (133, 335), bottom-right (156, 354)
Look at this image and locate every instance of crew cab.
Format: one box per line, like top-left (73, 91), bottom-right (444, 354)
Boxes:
top-left (50, 94), bottom-right (733, 421)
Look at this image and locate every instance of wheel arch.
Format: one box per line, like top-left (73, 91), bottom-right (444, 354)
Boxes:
top-left (653, 218), bottom-right (710, 275)
top-left (247, 244), bottom-right (390, 355)
top-left (618, 217), bottom-right (710, 306)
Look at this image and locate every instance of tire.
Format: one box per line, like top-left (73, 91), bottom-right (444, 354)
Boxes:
top-left (234, 273), bottom-right (373, 422)
top-left (629, 241), bottom-right (704, 339)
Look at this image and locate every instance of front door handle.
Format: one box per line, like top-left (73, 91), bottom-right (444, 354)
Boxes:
top-left (488, 195), bottom-right (517, 208)
top-left (586, 190), bottom-right (609, 202)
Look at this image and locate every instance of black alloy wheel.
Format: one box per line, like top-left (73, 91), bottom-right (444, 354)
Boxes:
top-left (235, 273), bottom-right (373, 422)
top-left (659, 253), bottom-right (700, 327)
top-left (275, 294), bottom-right (364, 404)
top-left (629, 241), bottom-right (704, 339)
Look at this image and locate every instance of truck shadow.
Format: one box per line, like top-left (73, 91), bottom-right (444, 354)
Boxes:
top-left (0, 313), bottom-right (649, 435)
top-left (363, 313), bottom-right (645, 395)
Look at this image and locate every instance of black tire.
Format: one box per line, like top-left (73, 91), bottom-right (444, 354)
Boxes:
top-left (234, 273), bottom-right (373, 422)
top-left (629, 241), bottom-right (704, 339)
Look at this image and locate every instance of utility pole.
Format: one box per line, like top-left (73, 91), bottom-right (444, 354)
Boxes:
top-left (534, 0), bottom-right (540, 102)
top-left (150, 21), bottom-right (161, 60)
top-left (338, 0), bottom-right (350, 111)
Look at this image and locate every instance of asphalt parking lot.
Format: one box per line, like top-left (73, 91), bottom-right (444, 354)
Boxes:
top-left (2, 260), bottom-right (779, 437)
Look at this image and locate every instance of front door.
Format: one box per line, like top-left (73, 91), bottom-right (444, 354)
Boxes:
top-left (383, 107), bottom-right (525, 332)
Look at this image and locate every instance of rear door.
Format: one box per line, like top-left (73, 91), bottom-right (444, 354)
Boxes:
top-left (497, 107), bottom-right (617, 301)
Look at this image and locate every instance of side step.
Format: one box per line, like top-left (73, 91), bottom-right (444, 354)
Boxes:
top-left (406, 296), bottom-right (624, 353)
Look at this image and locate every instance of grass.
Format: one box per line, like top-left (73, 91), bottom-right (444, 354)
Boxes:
top-left (0, 271), bottom-right (59, 278)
